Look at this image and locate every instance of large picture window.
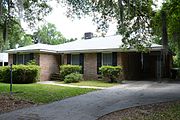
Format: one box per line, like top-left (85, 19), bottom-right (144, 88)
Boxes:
top-left (13, 53), bottom-right (34, 65)
top-left (102, 53), bottom-right (112, 66)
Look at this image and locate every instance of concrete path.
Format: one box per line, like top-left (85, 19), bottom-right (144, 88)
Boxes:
top-left (38, 81), bottom-right (106, 89)
top-left (1, 81), bottom-right (180, 120)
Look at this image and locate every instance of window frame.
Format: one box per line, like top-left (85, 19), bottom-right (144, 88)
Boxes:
top-left (71, 54), bottom-right (80, 65)
top-left (102, 52), bottom-right (113, 66)
top-left (15, 53), bottom-right (33, 65)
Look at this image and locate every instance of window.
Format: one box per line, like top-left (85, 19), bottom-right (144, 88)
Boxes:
top-left (17, 54), bottom-right (23, 64)
top-left (102, 53), bottom-right (112, 66)
top-left (24, 54), bottom-right (31, 64)
top-left (71, 54), bottom-right (80, 65)
top-left (14, 53), bottom-right (34, 65)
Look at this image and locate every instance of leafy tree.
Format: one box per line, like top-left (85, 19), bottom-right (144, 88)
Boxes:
top-left (0, 19), bottom-right (33, 52)
top-left (0, 0), bottom-right (53, 44)
top-left (33, 23), bottom-right (66, 45)
top-left (152, 0), bottom-right (180, 66)
top-left (18, 34), bottom-right (33, 47)
top-left (62, 0), bottom-right (154, 51)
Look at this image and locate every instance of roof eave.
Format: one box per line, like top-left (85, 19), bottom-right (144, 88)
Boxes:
top-left (57, 47), bottom-right (163, 54)
top-left (6, 49), bottom-right (57, 54)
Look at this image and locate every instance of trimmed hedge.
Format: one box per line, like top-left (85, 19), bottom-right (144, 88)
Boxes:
top-left (64, 73), bottom-right (83, 83)
top-left (0, 65), bottom-right (40, 84)
top-left (99, 66), bottom-right (123, 83)
top-left (60, 65), bottom-right (82, 80)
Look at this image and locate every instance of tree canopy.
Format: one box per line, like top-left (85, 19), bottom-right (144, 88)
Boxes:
top-left (63, 0), bottom-right (154, 50)
top-left (0, 19), bottom-right (33, 52)
top-left (152, 0), bottom-right (180, 66)
top-left (0, 0), bottom-right (53, 44)
top-left (33, 23), bottom-right (66, 45)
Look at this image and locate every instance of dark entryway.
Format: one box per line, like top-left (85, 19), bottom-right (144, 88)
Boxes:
top-left (121, 52), bottom-right (167, 80)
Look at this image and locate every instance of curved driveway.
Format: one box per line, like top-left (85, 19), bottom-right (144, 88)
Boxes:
top-left (0, 81), bottom-right (180, 120)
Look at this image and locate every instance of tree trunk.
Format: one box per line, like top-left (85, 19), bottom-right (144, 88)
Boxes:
top-left (161, 10), bottom-right (168, 77)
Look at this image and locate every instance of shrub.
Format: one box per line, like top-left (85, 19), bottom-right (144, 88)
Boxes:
top-left (0, 67), bottom-right (3, 81)
top-left (26, 59), bottom-right (37, 65)
top-left (60, 65), bottom-right (82, 80)
top-left (64, 73), bottom-right (83, 83)
top-left (99, 66), bottom-right (122, 83)
top-left (0, 65), bottom-right (40, 84)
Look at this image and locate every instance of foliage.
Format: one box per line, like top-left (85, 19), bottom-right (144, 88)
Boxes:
top-left (60, 65), bottom-right (82, 80)
top-left (0, 0), bottom-right (52, 28)
top-left (0, 0), bottom-right (53, 51)
top-left (0, 19), bottom-right (33, 52)
top-left (0, 65), bottom-right (40, 84)
top-left (0, 83), bottom-right (95, 104)
top-left (64, 73), bottom-right (83, 83)
top-left (152, 0), bottom-right (180, 66)
top-left (33, 23), bottom-right (66, 45)
top-left (26, 60), bottom-right (38, 65)
top-left (62, 0), bottom-right (154, 51)
top-left (99, 66), bottom-right (122, 83)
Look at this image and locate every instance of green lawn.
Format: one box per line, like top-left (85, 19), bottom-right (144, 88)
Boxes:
top-left (57, 80), bottom-right (119, 87)
top-left (0, 83), bottom-right (95, 104)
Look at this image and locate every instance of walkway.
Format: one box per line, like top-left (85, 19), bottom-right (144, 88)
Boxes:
top-left (0, 81), bottom-right (180, 120)
top-left (38, 81), bottom-right (106, 89)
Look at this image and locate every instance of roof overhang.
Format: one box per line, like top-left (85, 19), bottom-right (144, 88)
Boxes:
top-left (6, 49), bottom-right (57, 54)
top-left (57, 47), bottom-right (163, 54)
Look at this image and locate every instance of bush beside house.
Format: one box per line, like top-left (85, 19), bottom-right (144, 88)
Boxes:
top-left (0, 65), bottom-right (40, 84)
top-left (60, 65), bottom-right (81, 80)
top-left (99, 66), bottom-right (123, 83)
top-left (64, 73), bottom-right (83, 83)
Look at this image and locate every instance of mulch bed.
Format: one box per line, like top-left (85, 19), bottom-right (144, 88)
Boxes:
top-left (98, 101), bottom-right (180, 120)
top-left (0, 94), bottom-right (35, 114)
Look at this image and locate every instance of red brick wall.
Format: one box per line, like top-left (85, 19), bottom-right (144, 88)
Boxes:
top-left (84, 53), bottom-right (98, 80)
top-left (62, 53), bottom-right (98, 80)
top-left (8, 54), bottom-right (13, 65)
top-left (39, 53), bottom-right (60, 81)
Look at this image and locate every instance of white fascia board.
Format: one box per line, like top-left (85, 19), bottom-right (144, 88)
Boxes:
top-left (57, 47), bottom-right (163, 54)
top-left (6, 49), bottom-right (58, 54)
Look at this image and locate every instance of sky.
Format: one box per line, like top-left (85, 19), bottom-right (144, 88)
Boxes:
top-left (23, 0), bottom-right (163, 40)
top-left (44, 5), bottom-right (117, 39)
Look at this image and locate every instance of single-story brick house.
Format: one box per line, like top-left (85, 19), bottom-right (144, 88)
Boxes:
top-left (7, 34), bottom-right (172, 81)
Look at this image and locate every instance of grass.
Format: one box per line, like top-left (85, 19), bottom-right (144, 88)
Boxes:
top-left (57, 80), bottom-right (119, 87)
top-left (0, 82), bottom-right (96, 104)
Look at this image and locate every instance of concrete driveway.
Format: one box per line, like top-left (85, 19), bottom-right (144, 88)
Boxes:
top-left (0, 81), bottom-right (180, 120)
